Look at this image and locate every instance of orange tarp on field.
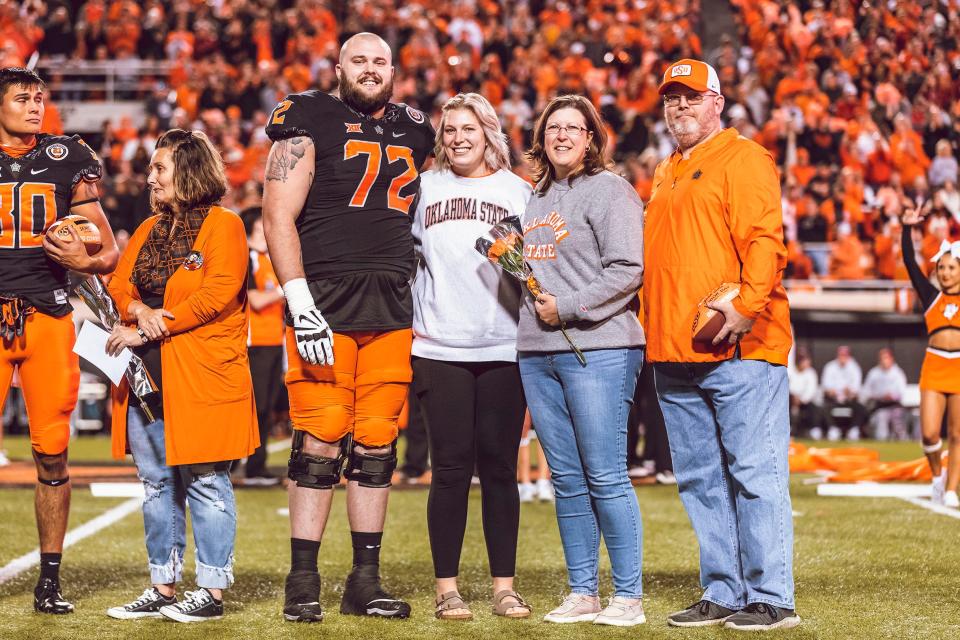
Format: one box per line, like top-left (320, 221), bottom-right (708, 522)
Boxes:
top-left (789, 441), bottom-right (944, 483)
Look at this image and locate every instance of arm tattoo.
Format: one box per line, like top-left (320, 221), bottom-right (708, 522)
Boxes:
top-left (266, 136), bottom-right (309, 182)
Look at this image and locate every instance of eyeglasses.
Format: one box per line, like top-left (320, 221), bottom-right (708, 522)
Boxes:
top-left (662, 93), bottom-right (717, 107)
top-left (545, 123), bottom-right (589, 137)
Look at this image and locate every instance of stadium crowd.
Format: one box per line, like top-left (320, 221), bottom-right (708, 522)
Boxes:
top-left (7, 0), bottom-right (956, 283)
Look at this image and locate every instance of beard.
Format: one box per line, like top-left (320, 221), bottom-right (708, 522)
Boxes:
top-left (667, 111), bottom-right (718, 151)
top-left (338, 71), bottom-right (393, 115)
top-left (666, 112), bottom-right (704, 145)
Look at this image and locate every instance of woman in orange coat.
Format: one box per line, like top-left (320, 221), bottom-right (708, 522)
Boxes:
top-left (104, 129), bottom-right (258, 623)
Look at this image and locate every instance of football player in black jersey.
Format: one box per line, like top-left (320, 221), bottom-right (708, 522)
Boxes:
top-left (0, 67), bottom-right (119, 614)
top-left (263, 33), bottom-right (434, 622)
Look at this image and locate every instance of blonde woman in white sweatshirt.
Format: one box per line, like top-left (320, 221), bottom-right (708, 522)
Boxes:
top-left (411, 93), bottom-right (532, 621)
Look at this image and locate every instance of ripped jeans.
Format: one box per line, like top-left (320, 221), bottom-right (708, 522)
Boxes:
top-left (127, 405), bottom-right (237, 589)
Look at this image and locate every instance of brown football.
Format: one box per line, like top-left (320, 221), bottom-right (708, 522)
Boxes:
top-left (692, 282), bottom-right (741, 344)
top-left (46, 214), bottom-right (102, 254)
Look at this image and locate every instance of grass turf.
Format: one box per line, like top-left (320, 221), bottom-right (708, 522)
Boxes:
top-left (1, 440), bottom-right (958, 639)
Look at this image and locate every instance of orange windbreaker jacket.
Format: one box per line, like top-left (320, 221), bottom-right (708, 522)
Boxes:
top-left (108, 206), bottom-right (259, 465)
top-left (643, 128), bottom-right (793, 365)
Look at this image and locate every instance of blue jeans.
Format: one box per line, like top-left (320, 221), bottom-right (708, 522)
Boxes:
top-left (519, 348), bottom-right (644, 598)
top-left (654, 357), bottom-right (794, 609)
top-left (127, 406), bottom-right (237, 589)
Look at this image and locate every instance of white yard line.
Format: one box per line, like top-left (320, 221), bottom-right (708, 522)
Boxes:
top-left (816, 483), bottom-right (931, 498)
top-left (0, 497), bottom-right (142, 585)
top-left (900, 497), bottom-right (960, 520)
top-left (0, 439), bottom-right (292, 585)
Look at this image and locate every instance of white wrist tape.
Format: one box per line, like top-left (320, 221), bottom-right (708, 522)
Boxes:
top-left (283, 278), bottom-right (316, 316)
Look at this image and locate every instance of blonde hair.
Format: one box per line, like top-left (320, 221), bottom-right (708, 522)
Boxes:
top-left (433, 93), bottom-right (511, 174)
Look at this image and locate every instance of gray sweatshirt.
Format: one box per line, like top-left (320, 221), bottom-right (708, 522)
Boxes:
top-left (517, 170), bottom-right (645, 353)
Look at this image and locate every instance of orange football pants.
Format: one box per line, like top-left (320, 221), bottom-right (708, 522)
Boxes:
top-left (284, 328), bottom-right (412, 447)
top-left (0, 312), bottom-right (79, 455)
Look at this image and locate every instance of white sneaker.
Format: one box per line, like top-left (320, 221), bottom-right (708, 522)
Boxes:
top-left (627, 461), bottom-right (656, 478)
top-left (536, 478), bottom-right (555, 502)
top-left (656, 470), bottom-right (677, 485)
top-left (593, 596), bottom-right (646, 626)
top-left (932, 471), bottom-right (946, 505)
top-left (846, 426), bottom-right (860, 441)
top-left (518, 482), bottom-right (536, 503)
top-left (107, 587), bottom-right (177, 619)
top-left (543, 593), bottom-right (600, 623)
top-left (0, 450), bottom-right (9, 466)
top-left (944, 490), bottom-right (959, 509)
top-left (809, 427), bottom-right (823, 441)
top-left (826, 426), bottom-right (842, 442)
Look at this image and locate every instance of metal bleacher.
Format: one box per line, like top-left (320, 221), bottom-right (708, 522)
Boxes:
top-left (35, 58), bottom-right (172, 133)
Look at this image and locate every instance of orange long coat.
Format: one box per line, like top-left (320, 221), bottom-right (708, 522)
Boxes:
top-left (108, 206), bottom-right (259, 465)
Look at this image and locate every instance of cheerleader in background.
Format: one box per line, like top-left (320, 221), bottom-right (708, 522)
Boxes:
top-left (901, 203), bottom-right (960, 507)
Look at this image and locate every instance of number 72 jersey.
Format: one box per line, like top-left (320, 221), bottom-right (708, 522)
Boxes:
top-left (266, 91), bottom-right (435, 281)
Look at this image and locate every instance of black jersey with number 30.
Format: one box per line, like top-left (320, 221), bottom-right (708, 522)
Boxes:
top-left (0, 134), bottom-right (101, 315)
top-left (266, 91), bottom-right (434, 330)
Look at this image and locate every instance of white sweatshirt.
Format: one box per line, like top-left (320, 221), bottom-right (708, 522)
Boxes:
top-left (412, 168), bottom-right (533, 362)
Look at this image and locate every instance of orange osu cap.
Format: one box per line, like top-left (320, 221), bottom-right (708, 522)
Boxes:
top-left (658, 59), bottom-right (722, 95)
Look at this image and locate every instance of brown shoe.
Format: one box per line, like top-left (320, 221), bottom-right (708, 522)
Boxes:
top-left (493, 589), bottom-right (531, 619)
top-left (435, 591), bottom-right (473, 620)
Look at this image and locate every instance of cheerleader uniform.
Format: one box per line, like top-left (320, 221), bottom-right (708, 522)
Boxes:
top-left (902, 226), bottom-right (960, 394)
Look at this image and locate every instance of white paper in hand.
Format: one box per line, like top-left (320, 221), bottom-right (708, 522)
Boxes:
top-left (72, 321), bottom-right (132, 386)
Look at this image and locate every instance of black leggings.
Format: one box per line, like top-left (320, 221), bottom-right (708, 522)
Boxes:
top-left (412, 357), bottom-right (525, 579)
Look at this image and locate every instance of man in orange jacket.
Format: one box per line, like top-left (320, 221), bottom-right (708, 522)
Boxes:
top-left (644, 59), bottom-right (800, 631)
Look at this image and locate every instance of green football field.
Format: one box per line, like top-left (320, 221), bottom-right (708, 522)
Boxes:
top-left (1, 436), bottom-right (958, 639)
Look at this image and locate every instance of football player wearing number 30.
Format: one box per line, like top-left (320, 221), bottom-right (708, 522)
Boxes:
top-left (0, 67), bottom-right (119, 615)
top-left (263, 33), bottom-right (434, 623)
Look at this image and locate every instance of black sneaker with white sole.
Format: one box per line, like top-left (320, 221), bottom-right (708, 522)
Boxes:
top-left (158, 588), bottom-right (223, 622)
top-left (34, 578), bottom-right (74, 614)
top-left (667, 599), bottom-right (737, 627)
top-left (107, 587), bottom-right (177, 619)
top-left (340, 565), bottom-right (410, 619)
top-left (723, 602), bottom-right (801, 631)
top-left (283, 569), bottom-right (323, 622)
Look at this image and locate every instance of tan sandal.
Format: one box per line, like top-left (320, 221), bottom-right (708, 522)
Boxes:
top-left (493, 589), bottom-right (532, 618)
top-left (435, 591), bottom-right (473, 620)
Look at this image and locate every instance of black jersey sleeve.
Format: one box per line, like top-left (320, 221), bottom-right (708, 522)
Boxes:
top-left (902, 224), bottom-right (938, 308)
top-left (63, 135), bottom-right (103, 184)
top-left (392, 102), bottom-right (436, 163)
top-left (265, 91), bottom-right (326, 143)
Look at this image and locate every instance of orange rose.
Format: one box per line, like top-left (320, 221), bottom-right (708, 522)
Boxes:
top-left (488, 239), bottom-right (508, 260)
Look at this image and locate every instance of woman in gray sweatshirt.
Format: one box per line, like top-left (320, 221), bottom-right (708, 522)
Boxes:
top-left (518, 95), bottom-right (646, 627)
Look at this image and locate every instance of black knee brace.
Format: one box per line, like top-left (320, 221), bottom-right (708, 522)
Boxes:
top-left (344, 440), bottom-right (397, 488)
top-left (288, 430), bottom-right (346, 489)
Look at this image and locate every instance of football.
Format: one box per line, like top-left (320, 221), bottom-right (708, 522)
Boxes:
top-left (692, 282), bottom-right (741, 344)
top-left (46, 215), bottom-right (102, 254)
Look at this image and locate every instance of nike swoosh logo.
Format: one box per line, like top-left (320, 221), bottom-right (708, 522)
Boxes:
top-left (31, 168), bottom-right (48, 175)
top-left (391, 132), bottom-right (406, 138)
